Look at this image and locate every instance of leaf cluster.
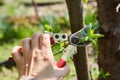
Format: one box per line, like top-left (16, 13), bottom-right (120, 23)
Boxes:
top-left (99, 68), bottom-right (111, 79)
top-left (80, 24), bottom-right (104, 45)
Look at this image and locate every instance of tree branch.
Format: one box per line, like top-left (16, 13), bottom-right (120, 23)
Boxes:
top-left (32, 0), bottom-right (39, 19)
top-left (66, 0), bottom-right (90, 80)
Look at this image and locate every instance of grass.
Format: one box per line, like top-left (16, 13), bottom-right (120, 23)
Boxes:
top-left (0, 39), bottom-right (20, 80)
top-left (0, 67), bottom-right (18, 80)
top-left (0, 39), bottom-right (20, 61)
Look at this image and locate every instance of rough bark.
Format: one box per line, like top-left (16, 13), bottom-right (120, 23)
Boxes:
top-left (66, 0), bottom-right (90, 80)
top-left (97, 0), bottom-right (120, 80)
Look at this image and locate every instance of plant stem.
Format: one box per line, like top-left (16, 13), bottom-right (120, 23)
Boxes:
top-left (32, 0), bottom-right (39, 19)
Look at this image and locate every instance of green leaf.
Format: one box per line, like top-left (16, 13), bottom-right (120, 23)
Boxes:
top-left (84, 36), bottom-right (89, 41)
top-left (99, 68), bottom-right (111, 79)
top-left (89, 38), bottom-right (96, 45)
top-left (85, 12), bottom-right (97, 25)
top-left (90, 34), bottom-right (104, 38)
top-left (83, 0), bottom-right (88, 3)
top-left (44, 24), bottom-right (54, 32)
top-left (87, 28), bottom-right (94, 35)
top-left (60, 42), bottom-right (65, 48)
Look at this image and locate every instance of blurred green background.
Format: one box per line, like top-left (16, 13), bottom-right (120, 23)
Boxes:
top-left (0, 0), bottom-right (100, 80)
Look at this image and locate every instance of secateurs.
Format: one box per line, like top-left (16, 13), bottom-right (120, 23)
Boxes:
top-left (50, 24), bottom-right (97, 68)
top-left (9, 24), bottom-right (103, 68)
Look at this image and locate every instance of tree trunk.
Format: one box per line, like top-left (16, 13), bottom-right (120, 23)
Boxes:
top-left (97, 0), bottom-right (120, 80)
top-left (66, 0), bottom-right (90, 80)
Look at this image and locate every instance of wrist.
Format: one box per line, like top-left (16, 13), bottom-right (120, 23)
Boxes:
top-left (19, 76), bottom-right (36, 80)
top-left (19, 76), bottom-right (58, 80)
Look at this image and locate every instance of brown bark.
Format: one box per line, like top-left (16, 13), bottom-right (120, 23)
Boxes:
top-left (97, 0), bottom-right (120, 80)
top-left (66, 0), bottom-right (90, 80)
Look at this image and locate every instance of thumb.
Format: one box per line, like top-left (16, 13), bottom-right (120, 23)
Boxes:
top-left (11, 46), bottom-right (23, 63)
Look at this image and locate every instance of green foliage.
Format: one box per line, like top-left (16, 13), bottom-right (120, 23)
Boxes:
top-left (90, 67), bottom-right (111, 80)
top-left (90, 65), bottom-right (99, 80)
top-left (0, 0), bottom-right (23, 16)
top-left (39, 14), bottom-right (70, 33)
top-left (0, 39), bottom-right (20, 61)
top-left (83, 0), bottom-right (89, 3)
top-left (44, 24), bottom-right (55, 32)
top-left (84, 1), bottom-right (98, 29)
top-left (0, 67), bottom-right (18, 80)
top-left (83, 3), bottom-right (101, 50)
top-left (0, 17), bottom-right (15, 42)
top-left (2, 26), bottom-right (17, 42)
top-left (57, 13), bottom-right (70, 28)
top-left (0, 17), bottom-right (41, 43)
top-left (39, 15), bottom-right (61, 33)
top-left (99, 68), bottom-right (111, 79)
top-left (0, 25), bottom-right (36, 43)
top-left (0, 14), bottom-right (70, 43)
top-left (15, 26), bottom-right (36, 39)
top-left (52, 42), bottom-right (66, 56)
top-left (80, 24), bottom-right (104, 45)
top-left (0, 0), bottom-right (3, 2)
top-left (85, 12), bottom-right (98, 28)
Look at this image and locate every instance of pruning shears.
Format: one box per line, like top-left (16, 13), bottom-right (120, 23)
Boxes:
top-left (9, 24), bottom-right (103, 68)
top-left (50, 25), bottom-right (93, 68)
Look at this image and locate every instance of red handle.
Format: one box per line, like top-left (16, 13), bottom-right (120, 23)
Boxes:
top-left (56, 58), bottom-right (66, 68)
top-left (50, 37), bottom-right (55, 45)
top-left (8, 57), bottom-right (14, 62)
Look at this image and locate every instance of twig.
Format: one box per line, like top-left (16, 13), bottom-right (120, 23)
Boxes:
top-left (32, 0), bottom-right (39, 19)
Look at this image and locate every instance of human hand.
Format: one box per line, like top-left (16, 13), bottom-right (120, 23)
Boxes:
top-left (11, 33), bottom-right (70, 80)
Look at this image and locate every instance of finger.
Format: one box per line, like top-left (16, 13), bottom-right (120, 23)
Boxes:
top-left (21, 38), bottom-right (31, 60)
top-left (44, 32), bottom-right (53, 38)
top-left (31, 32), bottom-right (41, 49)
top-left (55, 64), bottom-right (70, 77)
top-left (39, 34), bottom-right (51, 49)
top-left (39, 34), bottom-right (55, 64)
top-left (11, 46), bottom-right (23, 63)
top-left (44, 32), bottom-right (55, 45)
top-left (21, 38), bottom-right (31, 75)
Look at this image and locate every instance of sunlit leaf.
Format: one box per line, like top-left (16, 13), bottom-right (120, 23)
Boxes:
top-left (83, 0), bottom-right (88, 3)
top-left (90, 34), bottom-right (104, 38)
top-left (89, 38), bottom-right (96, 45)
top-left (44, 24), bottom-right (54, 32)
top-left (87, 28), bottom-right (94, 35)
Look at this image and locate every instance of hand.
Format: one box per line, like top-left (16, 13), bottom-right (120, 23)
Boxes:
top-left (11, 33), bottom-right (70, 80)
